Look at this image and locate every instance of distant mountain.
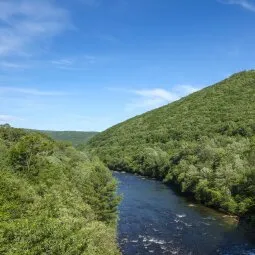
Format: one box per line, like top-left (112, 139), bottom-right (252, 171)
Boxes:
top-left (88, 70), bottom-right (255, 220)
top-left (27, 130), bottom-right (98, 146)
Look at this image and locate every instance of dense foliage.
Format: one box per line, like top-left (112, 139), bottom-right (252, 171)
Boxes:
top-left (88, 71), bottom-right (255, 220)
top-left (27, 130), bottom-right (98, 147)
top-left (0, 125), bottom-right (120, 255)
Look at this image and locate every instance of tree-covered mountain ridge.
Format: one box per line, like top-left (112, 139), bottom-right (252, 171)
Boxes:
top-left (88, 70), bottom-right (255, 220)
top-left (26, 129), bottom-right (98, 147)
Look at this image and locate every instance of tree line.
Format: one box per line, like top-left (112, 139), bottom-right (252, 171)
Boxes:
top-left (0, 124), bottom-right (120, 255)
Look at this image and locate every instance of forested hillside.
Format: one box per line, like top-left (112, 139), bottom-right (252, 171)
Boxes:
top-left (88, 70), bottom-right (255, 220)
top-left (0, 125), bottom-right (120, 255)
top-left (27, 130), bottom-right (98, 147)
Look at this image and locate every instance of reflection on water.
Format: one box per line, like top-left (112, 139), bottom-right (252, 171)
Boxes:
top-left (114, 172), bottom-right (255, 255)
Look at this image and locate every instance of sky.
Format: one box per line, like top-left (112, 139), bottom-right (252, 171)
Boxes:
top-left (0, 0), bottom-right (255, 131)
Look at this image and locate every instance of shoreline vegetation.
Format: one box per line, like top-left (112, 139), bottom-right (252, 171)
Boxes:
top-left (0, 125), bottom-right (121, 255)
top-left (88, 71), bottom-right (255, 225)
top-left (115, 170), bottom-right (240, 225)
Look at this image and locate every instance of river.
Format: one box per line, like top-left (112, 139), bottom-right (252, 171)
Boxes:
top-left (114, 172), bottom-right (255, 255)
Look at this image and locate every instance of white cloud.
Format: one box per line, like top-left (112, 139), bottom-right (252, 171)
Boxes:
top-left (51, 55), bottom-right (96, 70)
top-left (173, 85), bottom-right (200, 94)
top-left (0, 86), bottom-right (68, 96)
top-left (51, 59), bottom-right (74, 66)
top-left (218, 0), bottom-right (255, 12)
top-left (51, 59), bottom-right (74, 70)
top-left (0, 0), bottom-right (71, 57)
top-left (134, 89), bottom-right (178, 102)
top-left (125, 85), bottom-right (200, 112)
top-left (0, 114), bottom-right (22, 124)
top-left (0, 61), bottom-right (28, 69)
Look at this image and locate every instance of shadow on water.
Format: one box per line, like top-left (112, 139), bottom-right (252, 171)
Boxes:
top-left (114, 171), bottom-right (255, 255)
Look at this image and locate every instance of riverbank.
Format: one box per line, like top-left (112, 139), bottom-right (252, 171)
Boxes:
top-left (113, 169), bottom-right (253, 227)
top-left (115, 171), bottom-right (255, 255)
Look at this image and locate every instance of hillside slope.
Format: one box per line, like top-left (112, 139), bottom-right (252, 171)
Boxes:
top-left (88, 70), bottom-right (255, 218)
top-left (26, 130), bottom-right (98, 146)
top-left (0, 125), bottom-right (120, 255)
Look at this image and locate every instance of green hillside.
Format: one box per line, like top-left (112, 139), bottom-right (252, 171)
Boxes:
top-left (88, 70), bottom-right (255, 219)
top-left (27, 130), bottom-right (98, 147)
top-left (0, 125), bottom-right (120, 255)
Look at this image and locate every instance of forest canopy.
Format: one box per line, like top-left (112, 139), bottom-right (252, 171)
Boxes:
top-left (0, 125), bottom-right (120, 255)
top-left (26, 129), bottom-right (98, 147)
top-left (88, 70), bottom-right (255, 220)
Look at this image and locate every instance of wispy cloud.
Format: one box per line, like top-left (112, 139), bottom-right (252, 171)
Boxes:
top-left (119, 85), bottom-right (200, 112)
top-left (218, 0), bottom-right (255, 12)
top-left (51, 59), bottom-right (74, 70)
top-left (96, 34), bottom-right (119, 43)
top-left (51, 55), bottom-right (96, 70)
top-left (173, 85), bottom-right (200, 94)
top-left (126, 89), bottom-right (176, 112)
top-left (51, 59), bottom-right (74, 66)
top-left (0, 61), bottom-right (29, 70)
top-left (0, 86), bottom-right (68, 96)
top-left (0, 114), bottom-right (23, 124)
top-left (134, 89), bottom-right (177, 101)
top-left (0, 0), bottom-right (72, 57)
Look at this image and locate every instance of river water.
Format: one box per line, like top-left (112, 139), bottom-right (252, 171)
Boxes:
top-left (114, 172), bottom-right (255, 255)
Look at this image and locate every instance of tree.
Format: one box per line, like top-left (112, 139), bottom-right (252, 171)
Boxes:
top-left (8, 133), bottom-right (54, 174)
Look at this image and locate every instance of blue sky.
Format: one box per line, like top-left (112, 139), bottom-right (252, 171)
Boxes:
top-left (0, 0), bottom-right (255, 131)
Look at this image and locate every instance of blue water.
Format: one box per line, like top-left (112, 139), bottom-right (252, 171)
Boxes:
top-left (114, 172), bottom-right (255, 255)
